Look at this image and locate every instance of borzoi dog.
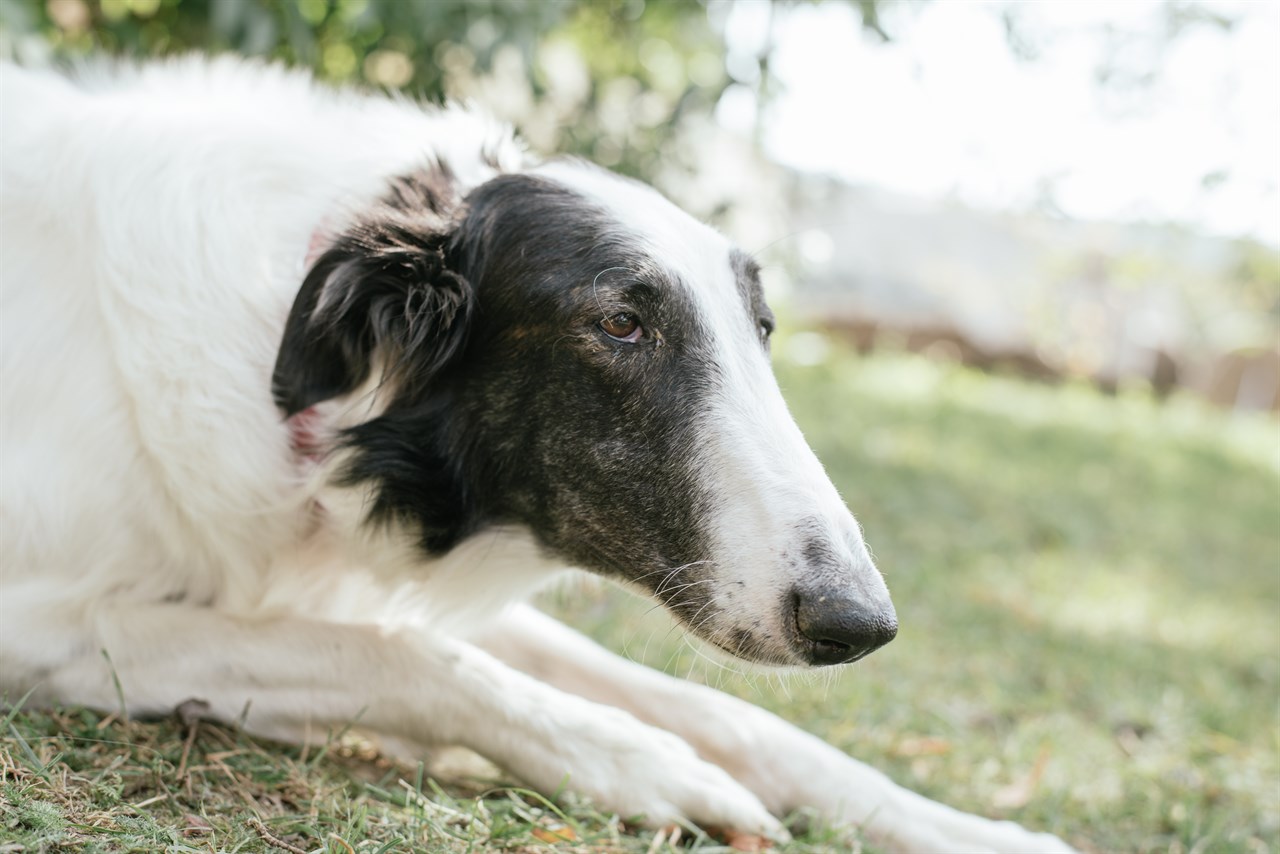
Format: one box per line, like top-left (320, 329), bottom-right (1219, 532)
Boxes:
top-left (0, 57), bottom-right (1073, 853)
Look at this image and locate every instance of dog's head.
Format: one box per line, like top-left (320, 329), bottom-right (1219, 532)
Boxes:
top-left (274, 160), bottom-right (896, 667)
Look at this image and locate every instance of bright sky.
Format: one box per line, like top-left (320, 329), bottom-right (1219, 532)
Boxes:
top-left (718, 0), bottom-right (1280, 246)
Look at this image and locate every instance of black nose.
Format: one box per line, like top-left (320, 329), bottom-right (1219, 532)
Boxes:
top-left (793, 586), bottom-right (898, 666)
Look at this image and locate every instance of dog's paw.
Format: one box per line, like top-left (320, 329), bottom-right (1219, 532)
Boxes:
top-left (973, 821), bottom-right (1077, 854)
top-left (519, 709), bottom-right (787, 842)
top-left (618, 735), bottom-right (789, 842)
top-left (924, 816), bottom-right (1077, 854)
top-left (792, 750), bottom-right (1075, 854)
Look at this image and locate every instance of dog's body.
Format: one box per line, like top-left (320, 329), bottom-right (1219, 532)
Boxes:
top-left (0, 58), bottom-right (1072, 853)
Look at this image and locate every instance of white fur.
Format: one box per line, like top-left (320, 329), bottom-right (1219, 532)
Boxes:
top-left (0, 57), bottom-right (1072, 853)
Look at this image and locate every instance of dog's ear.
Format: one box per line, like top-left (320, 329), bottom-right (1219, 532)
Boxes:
top-left (272, 217), bottom-right (472, 416)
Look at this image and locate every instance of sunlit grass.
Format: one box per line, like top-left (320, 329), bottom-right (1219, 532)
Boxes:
top-left (556, 342), bottom-right (1280, 853)
top-left (3, 347), bottom-right (1277, 853)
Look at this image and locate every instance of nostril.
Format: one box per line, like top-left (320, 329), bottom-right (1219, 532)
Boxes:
top-left (812, 637), bottom-right (853, 662)
top-left (793, 586), bottom-right (897, 666)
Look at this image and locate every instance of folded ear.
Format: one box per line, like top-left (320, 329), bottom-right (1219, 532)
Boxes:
top-left (272, 215), bottom-right (472, 416)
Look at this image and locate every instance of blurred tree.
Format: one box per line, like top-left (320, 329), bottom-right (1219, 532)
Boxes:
top-left (0, 0), bottom-right (893, 182)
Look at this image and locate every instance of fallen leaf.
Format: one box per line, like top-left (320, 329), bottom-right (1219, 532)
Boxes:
top-left (892, 736), bottom-right (952, 757)
top-left (725, 830), bottom-right (772, 852)
top-left (991, 747), bottom-right (1051, 810)
top-left (531, 824), bottom-right (577, 843)
top-left (706, 826), bottom-right (773, 852)
top-left (182, 814), bottom-right (212, 836)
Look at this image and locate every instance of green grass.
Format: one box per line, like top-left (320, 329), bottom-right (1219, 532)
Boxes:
top-left (4, 348), bottom-right (1278, 853)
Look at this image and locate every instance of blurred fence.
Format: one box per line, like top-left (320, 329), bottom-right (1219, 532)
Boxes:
top-left (787, 177), bottom-right (1280, 411)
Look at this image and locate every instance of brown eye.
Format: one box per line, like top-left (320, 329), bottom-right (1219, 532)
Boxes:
top-left (600, 312), bottom-right (643, 343)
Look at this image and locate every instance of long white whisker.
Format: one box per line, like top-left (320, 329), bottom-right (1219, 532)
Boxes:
top-left (590, 266), bottom-right (631, 320)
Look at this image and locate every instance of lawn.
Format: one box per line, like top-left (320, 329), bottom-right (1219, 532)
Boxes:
top-left (3, 346), bottom-right (1277, 853)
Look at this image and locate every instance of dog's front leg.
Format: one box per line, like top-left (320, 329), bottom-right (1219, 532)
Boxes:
top-left (35, 603), bottom-right (784, 839)
top-left (479, 604), bottom-right (1077, 854)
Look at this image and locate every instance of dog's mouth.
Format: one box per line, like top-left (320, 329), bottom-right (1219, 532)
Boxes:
top-left (670, 602), bottom-right (805, 668)
top-left (699, 604), bottom-right (866, 668)
top-left (629, 545), bottom-right (897, 668)
top-left (653, 583), bottom-right (894, 668)
top-left (699, 625), bottom-right (799, 667)
top-left (680, 596), bottom-right (895, 669)
top-left (648, 587), bottom-right (798, 666)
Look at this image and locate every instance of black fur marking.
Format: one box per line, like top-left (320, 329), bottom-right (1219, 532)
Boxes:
top-left (277, 169), bottom-right (740, 580)
top-left (272, 164), bottom-right (471, 416)
top-left (337, 396), bottom-right (474, 553)
top-left (443, 174), bottom-right (723, 589)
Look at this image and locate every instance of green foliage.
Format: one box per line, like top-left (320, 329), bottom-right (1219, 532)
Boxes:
top-left (1, 0), bottom-right (886, 179)
top-left (1233, 239), bottom-right (1280, 321)
top-left (9, 0), bottom-right (568, 99)
top-left (2, 0), bottom-right (727, 178)
top-left (539, 0), bottom-right (730, 179)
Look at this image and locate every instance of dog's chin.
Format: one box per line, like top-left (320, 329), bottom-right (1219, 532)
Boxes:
top-left (679, 619), bottom-right (811, 671)
top-left (674, 601), bottom-right (892, 671)
top-left (618, 572), bottom-right (868, 670)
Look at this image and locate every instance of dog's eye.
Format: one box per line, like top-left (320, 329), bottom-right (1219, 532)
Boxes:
top-left (600, 312), bottom-right (643, 343)
top-left (759, 318), bottom-right (775, 340)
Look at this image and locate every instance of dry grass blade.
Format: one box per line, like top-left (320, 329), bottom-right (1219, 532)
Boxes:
top-left (248, 816), bottom-right (309, 854)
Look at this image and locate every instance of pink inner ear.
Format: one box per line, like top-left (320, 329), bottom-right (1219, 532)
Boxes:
top-left (304, 218), bottom-right (336, 269)
top-left (287, 405), bottom-right (326, 462)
